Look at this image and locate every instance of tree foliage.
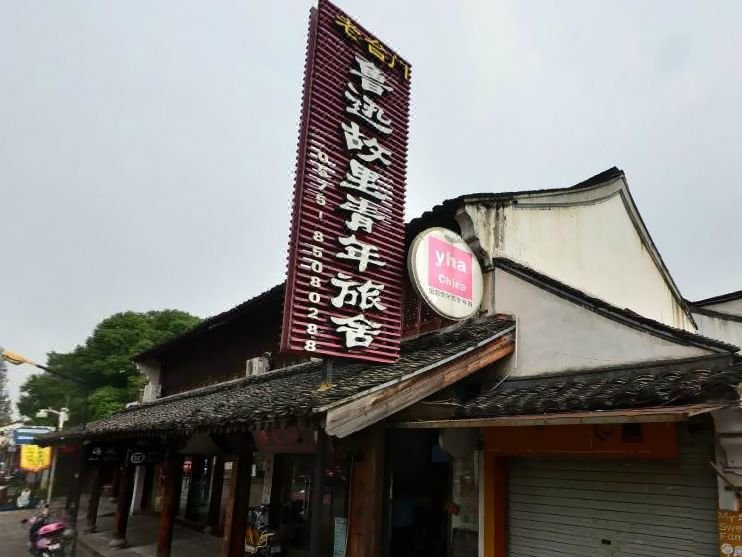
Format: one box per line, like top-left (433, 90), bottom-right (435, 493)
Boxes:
top-left (17, 310), bottom-right (200, 425)
top-left (0, 358), bottom-right (12, 425)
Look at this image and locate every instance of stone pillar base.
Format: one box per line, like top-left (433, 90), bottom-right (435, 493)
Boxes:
top-left (109, 536), bottom-right (128, 549)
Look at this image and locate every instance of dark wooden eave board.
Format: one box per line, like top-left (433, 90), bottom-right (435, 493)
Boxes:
top-left (390, 403), bottom-right (726, 428)
top-left (323, 328), bottom-right (515, 438)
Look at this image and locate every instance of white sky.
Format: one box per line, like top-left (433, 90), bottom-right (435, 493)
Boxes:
top-left (1, 0), bottom-right (741, 406)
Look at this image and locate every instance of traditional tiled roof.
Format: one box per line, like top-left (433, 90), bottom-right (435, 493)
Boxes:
top-left (49, 316), bottom-right (514, 441)
top-left (133, 283), bottom-right (285, 362)
top-left (405, 168), bottom-right (624, 241)
top-left (134, 168), bottom-right (625, 364)
top-left (494, 257), bottom-right (739, 353)
top-left (687, 290), bottom-right (742, 324)
top-left (691, 290), bottom-right (742, 308)
top-left (460, 361), bottom-right (742, 418)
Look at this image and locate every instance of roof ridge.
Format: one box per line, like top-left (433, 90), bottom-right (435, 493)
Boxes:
top-left (690, 290), bottom-right (742, 308)
top-left (128, 315), bottom-right (514, 414)
top-left (133, 283), bottom-right (285, 361)
top-left (39, 316), bottom-right (516, 442)
top-left (494, 256), bottom-right (738, 353)
top-left (461, 362), bottom-right (742, 418)
top-left (135, 168), bottom-right (626, 363)
top-left (122, 358), bottom-right (318, 412)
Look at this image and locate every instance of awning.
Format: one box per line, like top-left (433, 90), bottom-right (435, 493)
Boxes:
top-left (38, 316), bottom-right (515, 444)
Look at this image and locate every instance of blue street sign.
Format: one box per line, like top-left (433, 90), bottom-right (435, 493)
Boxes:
top-left (12, 426), bottom-right (55, 445)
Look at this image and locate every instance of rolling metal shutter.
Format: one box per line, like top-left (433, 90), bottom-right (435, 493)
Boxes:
top-left (508, 424), bottom-right (718, 557)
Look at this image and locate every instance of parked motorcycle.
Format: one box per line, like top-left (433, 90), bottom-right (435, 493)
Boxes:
top-left (21, 506), bottom-right (74, 557)
top-left (245, 504), bottom-right (282, 556)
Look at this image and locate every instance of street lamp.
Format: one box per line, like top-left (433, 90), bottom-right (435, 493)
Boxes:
top-left (36, 407), bottom-right (70, 505)
top-left (1, 347), bottom-right (87, 556)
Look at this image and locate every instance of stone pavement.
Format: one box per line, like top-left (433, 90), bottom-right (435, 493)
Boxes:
top-left (0, 507), bottom-right (37, 555)
top-left (0, 495), bottom-right (88, 556)
top-left (0, 494), bottom-right (221, 557)
top-left (79, 513), bottom-right (221, 557)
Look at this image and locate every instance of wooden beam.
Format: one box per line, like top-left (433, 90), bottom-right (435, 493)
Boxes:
top-left (222, 443), bottom-right (253, 557)
top-left (157, 450), bottom-right (183, 557)
top-left (388, 403), bottom-right (724, 429)
top-left (347, 427), bottom-right (385, 557)
top-left (325, 335), bottom-right (514, 438)
top-left (109, 463), bottom-right (135, 548)
top-left (84, 464), bottom-right (104, 533)
top-left (482, 454), bottom-right (507, 557)
top-left (309, 430), bottom-right (329, 557)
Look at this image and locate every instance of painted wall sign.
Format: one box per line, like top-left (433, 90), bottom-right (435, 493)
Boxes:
top-left (483, 423), bottom-right (678, 459)
top-left (281, 0), bottom-right (411, 363)
top-left (86, 444), bottom-right (123, 463)
top-left (408, 228), bottom-right (484, 320)
top-left (127, 449), bottom-right (163, 466)
top-left (20, 444), bottom-right (52, 472)
top-left (718, 510), bottom-right (742, 556)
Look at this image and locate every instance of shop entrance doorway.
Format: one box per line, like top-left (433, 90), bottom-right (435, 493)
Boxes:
top-left (386, 430), bottom-right (451, 557)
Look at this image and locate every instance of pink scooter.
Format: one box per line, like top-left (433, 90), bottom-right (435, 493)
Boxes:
top-left (21, 506), bottom-right (73, 556)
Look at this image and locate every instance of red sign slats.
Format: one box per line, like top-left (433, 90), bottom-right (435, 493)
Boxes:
top-left (280, 0), bottom-right (411, 363)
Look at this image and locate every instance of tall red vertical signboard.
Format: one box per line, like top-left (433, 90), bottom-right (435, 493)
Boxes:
top-left (281, 0), bottom-right (411, 363)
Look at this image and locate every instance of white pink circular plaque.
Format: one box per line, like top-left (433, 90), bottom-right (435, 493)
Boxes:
top-left (407, 227), bottom-right (484, 320)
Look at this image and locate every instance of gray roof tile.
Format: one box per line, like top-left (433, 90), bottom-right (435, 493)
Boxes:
top-left (460, 363), bottom-right (742, 418)
top-left (60, 316), bottom-right (515, 440)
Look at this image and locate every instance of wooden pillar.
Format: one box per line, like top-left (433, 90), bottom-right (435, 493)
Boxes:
top-left (109, 463), bottom-right (136, 548)
top-left (222, 445), bottom-right (253, 557)
top-left (208, 456), bottom-right (225, 531)
top-left (85, 464), bottom-right (104, 533)
top-left (185, 455), bottom-right (206, 520)
top-left (157, 450), bottom-right (184, 557)
top-left (309, 430), bottom-right (329, 557)
top-left (348, 427), bottom-right (385, 557)
top-left (482, 453), bottom-right (507, 557)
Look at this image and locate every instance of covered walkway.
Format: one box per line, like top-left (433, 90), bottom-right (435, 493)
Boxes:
top-left (79, 513), bottom-right (219, 557)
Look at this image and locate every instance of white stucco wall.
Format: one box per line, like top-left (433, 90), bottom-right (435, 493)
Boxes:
top-left (460, 181), bottom-right (694, 331)
top-left (702, 299), bottom-right (742, 318)
top-left (136, 360), bottom-right (161, 402)
top-left (692, 312), bottom-right (742, 352)
top-left (494, 269), bottom-right (711, 377)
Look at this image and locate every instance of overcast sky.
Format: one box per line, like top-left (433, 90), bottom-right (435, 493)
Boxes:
top-left (1, 1), bottom-right (741, 407)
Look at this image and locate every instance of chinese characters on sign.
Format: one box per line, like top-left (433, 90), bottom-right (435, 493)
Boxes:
top-left (20, 444), bottom-right (52, 472)
top-left (281, 0), bottom-right (411, 363)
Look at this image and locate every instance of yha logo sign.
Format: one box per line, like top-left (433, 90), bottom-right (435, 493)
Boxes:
top-left (408, 227), bottom-right (484, 321)
top-left (427, 236), bottom-right (473, 300)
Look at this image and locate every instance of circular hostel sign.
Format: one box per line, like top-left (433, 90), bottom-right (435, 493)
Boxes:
top-left (408, 228), bottom-right (484, 320)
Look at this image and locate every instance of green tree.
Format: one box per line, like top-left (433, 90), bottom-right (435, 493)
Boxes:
top-left (0, 358), bottom-right (12, 425)
top-left (17, 310), bottom-right (200, 424)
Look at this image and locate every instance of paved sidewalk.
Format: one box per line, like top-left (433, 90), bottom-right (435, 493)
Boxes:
top-left (79, 513), bottom-right (221, 557)
top-left (0, 508), bottom-right (37, 555)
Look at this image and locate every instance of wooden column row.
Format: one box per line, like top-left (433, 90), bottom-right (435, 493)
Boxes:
top-left (208, 455), bottom-right (226, 531)
top-left (347, 426), bottom-right (385, 557)
top-left (221, 445), bottom-right (253, 557)
top-left (109, 463), bottom-right (135, 548)
top-left (157, 450), bottom-right (184, 557)
top-left (84, 465), bottom-right (104, 533)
